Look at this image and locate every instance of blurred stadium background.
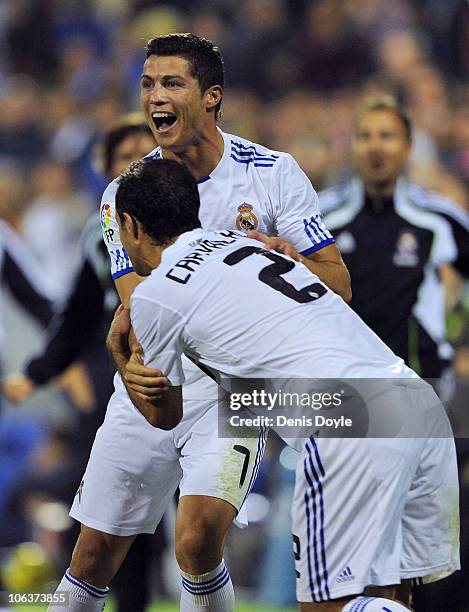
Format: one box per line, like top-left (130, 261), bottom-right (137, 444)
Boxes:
top-left (0, 0), bottom-right (467, 610)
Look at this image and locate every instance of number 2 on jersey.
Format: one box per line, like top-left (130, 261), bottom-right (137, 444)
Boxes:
top-left (223, 246), bottom-right (327, 304)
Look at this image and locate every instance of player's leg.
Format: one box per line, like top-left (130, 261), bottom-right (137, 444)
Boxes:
top-left (292, 435), bottom-right (418, 610)
top-left (176, 496), bottom-right (237, 612)
top-left (50, 386), bottom-right (182, 610)
top-left (70, 525), bottom-right (135, 585)
top-left (174, 398), bottom-right (267, 611)
top-left (400, 395), bottom-right (460, 605)
top-left (176, 495), bottom-right (236, 574)
top-left (48, 527), bottom-right (135, 611)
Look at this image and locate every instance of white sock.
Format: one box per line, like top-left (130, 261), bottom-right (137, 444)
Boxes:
top-left (342, 596), bottom-right (410, 611)
top-left (47, 569), bottom-right (109, 611)
top-left (180, 559), bottom-right (235, 611)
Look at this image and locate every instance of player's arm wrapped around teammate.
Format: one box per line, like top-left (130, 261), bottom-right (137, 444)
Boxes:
top-left (268, 155), bottom-right (351, 301)
top-left (106, 304), bottom-right (183, 429)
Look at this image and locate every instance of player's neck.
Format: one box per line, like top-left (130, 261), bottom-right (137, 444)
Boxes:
top-left (142, 236), bottom-right (178, 272)
top-left (162, 127), bottom-right (224, 182)
top-left (363, 179), bottom-right (397, 199)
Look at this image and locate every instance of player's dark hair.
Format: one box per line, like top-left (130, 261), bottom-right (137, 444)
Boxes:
top-left (145, 33), bottom-right (224, 119)
top-left (97, 113), bottom-right (153, 177)
top-left (116, 158), bottom-right (201, 245)
top-left (357, 96), bottom-right (413, 142)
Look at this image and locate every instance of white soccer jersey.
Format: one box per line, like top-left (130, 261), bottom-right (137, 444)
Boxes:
top-left (101, 129), bottom-right (333, 277)
top-left (100, 129), bottom-right (334, 398)
top-left (130, 228), bottom-right (416, 449)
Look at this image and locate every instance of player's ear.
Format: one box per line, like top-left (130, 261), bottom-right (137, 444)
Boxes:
top-left (121, 212), bottom-right (139, 239)
top-left (205, 85), bottom-right (223, 113)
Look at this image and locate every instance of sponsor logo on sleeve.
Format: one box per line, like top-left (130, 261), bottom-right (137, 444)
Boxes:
top-left (101, 203), bottom-right (114, 242)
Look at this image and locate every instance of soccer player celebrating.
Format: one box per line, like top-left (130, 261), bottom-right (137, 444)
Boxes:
top-left (113, 156), bottom-right (457, 612)
top-left (49, 34), bottom-right (350, 612)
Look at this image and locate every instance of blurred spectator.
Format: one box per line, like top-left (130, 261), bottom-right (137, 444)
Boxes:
top-left (0, 414), bottom-right (47, 546)
top-left (449, 100), bottom-right (469, 189)
top-left (450, 0), bottom-right (469, 79)
top-left (21, 160), bottom-right (94, 298)
top-left (420, 0), bottom-right (467, 78)
top-left (4, 114), bottom-right (155, 449)
top-left (0, 163), bottom-right (29, 232)
top-left (222, 0), bottom-right (298, 97)
top-left (0, 75), bottom-right (48, 168)
top-left (0, 166), bottom-right (54, 330)
top-left (59, 36), bottom-right (109, 103)
top-left (377, 29), bottom-right (427, 94)
top-left (4, 0), bottom-right (58, 80)
top-left (0, 165), bottom-right (55, 548)
top-left (294, 0), bottom-right (375, 91)
top-left (344, 0), bottom-right (416, 46)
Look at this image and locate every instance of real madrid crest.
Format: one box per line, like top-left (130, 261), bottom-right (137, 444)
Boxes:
top-left (236, 203), bottom-right (258, 232)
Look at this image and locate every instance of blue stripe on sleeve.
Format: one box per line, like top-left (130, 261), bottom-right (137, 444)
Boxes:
top-left (300, 238), bottom-right (335, 256)
top-left (112, 267), bottom-right (134, 280)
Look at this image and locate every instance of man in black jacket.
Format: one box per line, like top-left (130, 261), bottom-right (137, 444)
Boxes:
top-left (319, 97), bottom-right (469, 612)
top-left (320, 98), bottom-right (469, 394)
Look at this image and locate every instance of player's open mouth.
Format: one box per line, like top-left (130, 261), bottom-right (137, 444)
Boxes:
top-left (370, 158), bottom-right (385, 170)
top-left (152, 112), bottom-right (177, 133)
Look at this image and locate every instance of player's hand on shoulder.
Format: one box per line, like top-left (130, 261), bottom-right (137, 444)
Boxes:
top-left (3, 372), bottom-right (35, 403)
top-left (124, 349), bottom-right (169, 400)
top-left (248, 230), bottom-right (304, 263)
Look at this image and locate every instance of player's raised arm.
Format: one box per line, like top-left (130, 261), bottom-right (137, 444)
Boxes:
top-left (100, 180), bottom-right (145, 307)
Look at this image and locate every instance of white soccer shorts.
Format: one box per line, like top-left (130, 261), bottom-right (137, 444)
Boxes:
top-left (292, 383), bottom-right (460, 603)
top-left (69, 385), bottom-right (266, 536)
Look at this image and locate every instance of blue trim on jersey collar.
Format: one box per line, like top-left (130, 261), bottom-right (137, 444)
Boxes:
top-left (197, 175), bottom-right (211, 184)
top-left (300, 237), bottom-right (335, 256)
